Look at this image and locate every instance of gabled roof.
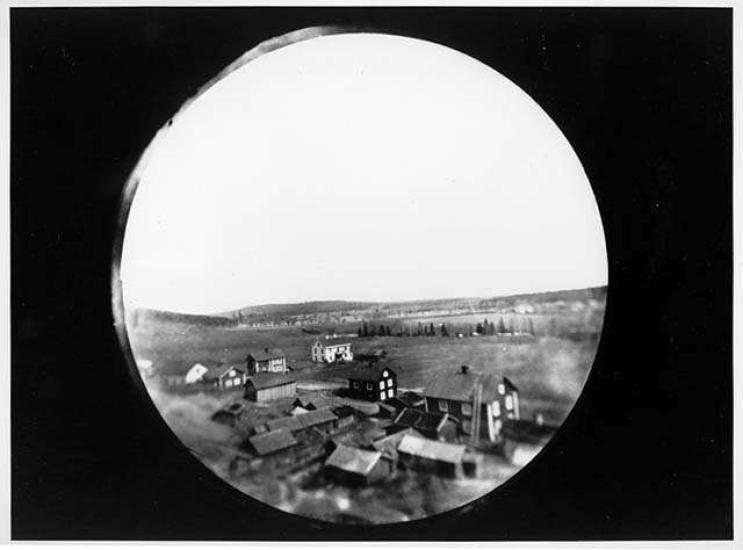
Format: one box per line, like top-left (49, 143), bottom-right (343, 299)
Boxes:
top-left (315, 340), bottom-right (352, 349)
top-left (157, 359), bottom-right (222, 377)
top-left (393, 408), bottom-right (452, 433)
top-left (206, 364), bottom-right (246, 379)
top-left (245, 373), bottom-right (296, 391)
top-left (371, 428), bottom-right (423, 456)
top-left (388, 391), bottom-right (426, 411)
top-left (503, 376), bottom-right (519, 393)
top-left (247, 348), bottom-right (285, 362)
top-left (424, 368), bottom-right (512, 403)
top-left (266, 416), bottom-right (303, 432)
top-left (397, 434), bottom-right (466, 464)
top-left (344, 364), bottom-right (396, 383)
top-left (325, 444), bottom-right (382, 476)
top-left (296, 407), bottom-right (338, 429)
top-left (248, 429), bottom-right (298, 456)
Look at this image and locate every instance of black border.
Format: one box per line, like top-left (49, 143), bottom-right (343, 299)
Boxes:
top-left (11, 7), bottom-right (732, 540)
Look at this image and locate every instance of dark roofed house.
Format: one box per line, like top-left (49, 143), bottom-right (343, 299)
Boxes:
top-left (248, 429), bottom-right (298, 456)
top-left (397, 434), bottom-right (467, 478)
top-left (423, 365), bottom-right (520, 443)
top-left (244, 373), bottom-right (296, 402)
top-left (247, 348), bottom-right (287, 375)
top-left (392, 408), bottom-right (459, 442)
top-left (203, 364), bottom-right (246, 390)
top-left (345, 365), bottom-right (397, 402)
top-left (324, 444), bottom-right (391, 485)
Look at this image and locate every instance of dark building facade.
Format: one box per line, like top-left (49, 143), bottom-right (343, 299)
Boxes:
top-left (345, 365), bottom-right (397, 402)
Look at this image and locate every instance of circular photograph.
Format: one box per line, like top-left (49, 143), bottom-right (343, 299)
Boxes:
top-left (114, 29), bottom-right (608, 525)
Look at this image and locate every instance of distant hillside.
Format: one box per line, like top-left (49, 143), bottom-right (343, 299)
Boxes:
top-left (218, 286), bottom-right (607, 326)
top-left (222, 300), bottom-right (376, 318)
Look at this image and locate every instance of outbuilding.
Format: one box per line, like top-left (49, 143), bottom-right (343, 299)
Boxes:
top-left (397, 434), bottom-right (467, 478)
top-left (248, 428), bottom-right (298, 457)
top-left (244, 373), bottom-right (297, 402)
top-left (203, 365), bottom-right (246, 390)
top-left (324, 444), bottom-right (390, 486)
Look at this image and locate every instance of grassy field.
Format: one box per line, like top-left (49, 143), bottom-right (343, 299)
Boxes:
top-left (130, 309), bottom-right (601, 424)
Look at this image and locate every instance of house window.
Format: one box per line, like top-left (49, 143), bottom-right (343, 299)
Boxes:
top-left (379, 381), bottom-right (385, 390)
top-left (493, 401), bottom-right (501, 417)
top-left (386, 378), bottom-right (393, 388)
top-left (505, 395), bottom-right (513, 410)
top-left (380, 392), bottom-right (386, 401)
top-left (230, 370), bottom-right (236, 376)
top-left (461, 403), bottom-right (472, 416)
top-left (367, 383), bottom-right (373, 390)
top-left (438, 400), bottom-right (448, 412)
top-left (387, 389), bottom-right (394, 399)
top-left (352, 382), bottom-right (359, 389)
top-left (383, 370), bottom-right (388, 378)
top-left (225, 379), bottom-right (232, 387)
top-left (498, 383), bottom-right (505, 395)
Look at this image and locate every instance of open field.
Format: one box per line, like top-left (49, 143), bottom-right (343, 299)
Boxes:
top-left (130, 313), bottom-right (601, 424)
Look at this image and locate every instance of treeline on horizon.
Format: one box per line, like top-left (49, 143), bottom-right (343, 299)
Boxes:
top-left (357, 316), bottom-right (537, 338)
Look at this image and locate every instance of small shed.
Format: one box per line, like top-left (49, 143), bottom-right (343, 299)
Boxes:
top-left (248, 429), bottom-right (298, 457)
top-left (244, 373), bottom-right (296, 402)
top-left (397, 434), bottom-right (467, 478)
top-left (324, 444), bottom-right (390, 486)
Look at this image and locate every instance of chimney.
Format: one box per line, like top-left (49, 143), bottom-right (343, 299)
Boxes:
top-left (460, 365), bottom-right (470, 374)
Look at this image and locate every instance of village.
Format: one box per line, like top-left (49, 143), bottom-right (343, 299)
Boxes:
top-left (136, 334), bottom-right (559, 521)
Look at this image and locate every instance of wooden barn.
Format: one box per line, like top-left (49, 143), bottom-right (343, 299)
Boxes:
top-left (203, 365), bottom-right (246, 390)
top-left (345, 365), bottom-right (397, 402)
top-left (324, 444), bottom-right (391, 486)
top-left (397, 434), bottom-right (467, 478)
top-left (296, 407), bottom-right (339, 433)
top-left (244, 373), bottom-right (296, 402)
top-left (246, 348), bottom-right (287, 375)
top-left (423, 365), bottom-right (520, 443)
top-left (248, 428), bottom-right (298, 457)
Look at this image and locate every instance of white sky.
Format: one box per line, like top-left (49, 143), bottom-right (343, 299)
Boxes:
top-left (120, 32), bottom-right (608, 315)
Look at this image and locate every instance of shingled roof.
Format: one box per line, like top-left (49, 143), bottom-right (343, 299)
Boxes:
top-left (397, 434), bottom-right (466, 464)
top-left (266, 415), bottom-right (303, 432)
top-left (248, 348), bottom-right (285, 362)
top-left (296, 407), bottom-right (338, 429)
top-left (248, 429), bottom-right (298, 456)
top-left (343, 364), bottom-right (395, 383)
top-left (206, 364), bottom-right (245, 379)
top-left (245, 373), bottom-right (296, 391)
top-left (423, 367), bottom-right (512, 403)
top-left (325, 444), bottom-right (382, 476)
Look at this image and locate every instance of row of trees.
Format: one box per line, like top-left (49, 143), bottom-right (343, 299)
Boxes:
top-left (357, 317), bottom-right (537, 338)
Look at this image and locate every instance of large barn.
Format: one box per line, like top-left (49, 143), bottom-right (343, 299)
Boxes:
top-left (423, 365), bottom-right (520, 443)
top-left (244, 373), bottom-right (296, 402)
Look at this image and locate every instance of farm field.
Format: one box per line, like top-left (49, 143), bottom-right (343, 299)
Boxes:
top-left (130, 314), bottom-right (601, 424)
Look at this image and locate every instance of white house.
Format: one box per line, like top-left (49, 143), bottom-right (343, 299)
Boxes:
top-left (185, 363), bottom-right (210, 384)
top-left (311, 340), bottom-right (353, 363)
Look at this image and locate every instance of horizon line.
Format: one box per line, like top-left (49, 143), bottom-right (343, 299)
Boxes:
top-left (126, 283), bottom-right (608, 317)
